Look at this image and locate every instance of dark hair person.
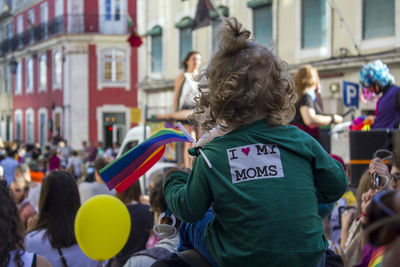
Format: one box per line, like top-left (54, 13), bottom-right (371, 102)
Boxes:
top-left (25, 171), bottom-right (99, 266)
top-left (156, 50), bottom-right (202, 168)
top-left (113, 181), bottom-right (154, 266)
top-left (0, 180), bottom-right (51, 267)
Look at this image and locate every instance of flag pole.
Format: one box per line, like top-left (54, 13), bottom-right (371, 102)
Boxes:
top-left (177, 123), bottom-right (212, 168)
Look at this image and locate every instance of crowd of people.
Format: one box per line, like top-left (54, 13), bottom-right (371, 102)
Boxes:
top-left (2, 16), bottom-right (400, 267)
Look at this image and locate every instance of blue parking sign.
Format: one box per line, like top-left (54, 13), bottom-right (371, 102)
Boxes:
top-left (342, 81), bottom-right (359, 108)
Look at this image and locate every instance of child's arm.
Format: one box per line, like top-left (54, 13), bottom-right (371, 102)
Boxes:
top-left (163, 157), bottom-right (212, 222)
top-left (312, 147), bottom-right (348, 203)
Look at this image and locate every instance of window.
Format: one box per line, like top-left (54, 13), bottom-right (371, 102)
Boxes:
top-left (17, 15), bottom-right (23, 34)
top-left (28, 10), bottom-right (35, 43)
top-left (53, 108), bottom-right (62, 138)
top-left (53, 51), bottom-right (62, 88)
top-left (40, 2), bottom-right (48, 38)
top-left (15, 60), bottom-right (22, 95)
top-left (105, 0), bottom-right (121, 21)
top-left (301, 0), bottom-right (326, 48)
top-left (26, 58), bottom-right (33, 93)
top-left (55, 0), bottom-right (63, 17)
top-left (175, 17), bottom-right (194, 64)
top-left (6, 115), bottom-right (11, 141)
top-left (363, 0), bottom-right (394, 39)
top-left (147, 26), bottom-right (163, 73)
top-left (211, 6), bottom-right (229, 51)
top-left (17, 15), bottom-right (23, 47)
top-left (15, 111), bottom-right (22, 142)
top-left (179, 27), bottom-right (192, 64)
top-left (6, 22), bottom-right (12, 39)
top-left (39, 54), bottom-right (47, 91)
top-left (38, 110), bottom-right (47, 146)
top-left (101, 49), bottom-right (125, 82)
top-left (5, 65), bottom-right (11, 93)
top-left (26, 109), bottom-right (34, 144)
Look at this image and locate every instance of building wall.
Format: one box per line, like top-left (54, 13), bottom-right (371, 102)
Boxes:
top-left (0, 0), bottom-right (139, 149)
top-left (138, 0), bottom-right (400, 118)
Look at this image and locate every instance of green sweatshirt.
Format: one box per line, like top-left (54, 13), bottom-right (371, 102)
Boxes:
top-left (164, 120), bottom-right (348, 267)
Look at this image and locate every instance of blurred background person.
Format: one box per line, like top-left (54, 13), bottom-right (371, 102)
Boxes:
top-left (359, 60), bottom-right (400, 129)
top-left (340, 171), bottom-right (375, 267)
top-left (124, 176), bottom-right (181, 267)
top-left (112, 181), bottom-right (154, 266)
top-left (48, 149), bottom-right (60, 171)
top-left (25, 170), bottom-right (99, 266)
top-left (0, 146), bottom-right (19, 186)
top-left (66, 150), bottom-right (83, 180)
top-left (157, 51), bottom-right (202, 168)
top-left (0, 180), bottom-right (51, 267)
top-left (78, 157), bottom-right (114, 204)
top-left (10, 174), bottom-right (36, 232)
top-left (291, 65), bottom-right (343, 142)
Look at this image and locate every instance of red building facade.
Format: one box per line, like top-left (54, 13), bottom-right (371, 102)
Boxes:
top-left (5, 0), bottom-right (138, 149)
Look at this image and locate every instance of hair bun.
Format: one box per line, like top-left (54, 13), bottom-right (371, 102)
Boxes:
top-left (217, 17), bottom-right (250, 54)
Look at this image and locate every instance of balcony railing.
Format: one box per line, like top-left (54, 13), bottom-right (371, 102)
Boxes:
top-left (0, 14), bottom-right (129, 56)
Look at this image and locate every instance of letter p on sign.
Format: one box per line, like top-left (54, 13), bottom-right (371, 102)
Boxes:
top-left (342, 81), bottom-right (359, 108)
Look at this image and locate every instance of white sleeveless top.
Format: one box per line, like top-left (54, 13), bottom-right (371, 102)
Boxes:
top-left (8, 250), bottom-right (34, 267)
top-left (178, 72), bottom-right (199, 110)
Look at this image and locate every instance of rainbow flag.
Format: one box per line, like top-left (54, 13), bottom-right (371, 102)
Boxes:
top-left (368, 246), bottom-right (385, 267)
top-left (100, 127), bottom-right (191, 193)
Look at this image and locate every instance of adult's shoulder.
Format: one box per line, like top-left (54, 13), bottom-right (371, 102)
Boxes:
top-left (25, 229), bottom-right (47, 247)
top-left (298, 93), bottom-right (314, 107)
top-left (175, 71), bottom-right (185, 81)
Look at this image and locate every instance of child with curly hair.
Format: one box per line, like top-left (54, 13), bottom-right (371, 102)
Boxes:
top-left (162, 17), bottom-right (348, 267)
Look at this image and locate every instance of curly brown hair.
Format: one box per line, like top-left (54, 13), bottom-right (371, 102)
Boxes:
top-left (194, 17), bottom-right (295, 131)
top-left (0, 180), bottom-right (24, 267)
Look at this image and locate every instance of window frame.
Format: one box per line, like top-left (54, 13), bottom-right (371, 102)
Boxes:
top-left (147, 25), bottom-right (163, 74)
top-left (178, 26), bottom-right (193, 65)
top-left (26, 57), bottom-right (34, 93)
top-left (101, 48), bottom-right (126, 83)
top-left (15, 59), bottom-right (22, 95)
top-left (54, 0), bottom-right (63, 17)
top-left (38, 108), bottom-right (48, 146)
top-left (25, 108), bottom-right (34, 144)
top-left (14, 109), bottom-right (22, 142)
top-left (38, 53), bottom-right (47, 92)
top-left (355, 0), bottom-right (400, 50)
top-left (210, 6), bottom-right (230, 52)
top-left (295, 0), bottom-right (332, 61)
top-left (5, 65), bottom-right (11, 93)
top-left (97, 46), bottom-right (130, 90)
top-left (53, 50), bottom-right (62, 89)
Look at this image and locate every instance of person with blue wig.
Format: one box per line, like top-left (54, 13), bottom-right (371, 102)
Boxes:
top-left (359, 60), bottom-right (400, 129)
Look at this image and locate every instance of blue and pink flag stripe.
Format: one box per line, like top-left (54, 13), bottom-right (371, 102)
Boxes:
top-left (100, 128), bottom-right (191, 191)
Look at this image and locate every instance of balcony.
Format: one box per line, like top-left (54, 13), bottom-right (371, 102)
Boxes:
top-left (0, 14), bottom-right (129, 56)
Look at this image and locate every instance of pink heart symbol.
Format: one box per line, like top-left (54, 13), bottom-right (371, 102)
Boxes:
top-left (241, 147), bottom-right (250, 156)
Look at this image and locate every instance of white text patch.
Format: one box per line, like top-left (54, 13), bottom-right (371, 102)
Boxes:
top-left (227, 143), bottom-right (284, 184)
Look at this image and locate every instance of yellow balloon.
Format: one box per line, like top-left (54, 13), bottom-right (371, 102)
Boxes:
top-left (74, 195), bottom-right (131, 261)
